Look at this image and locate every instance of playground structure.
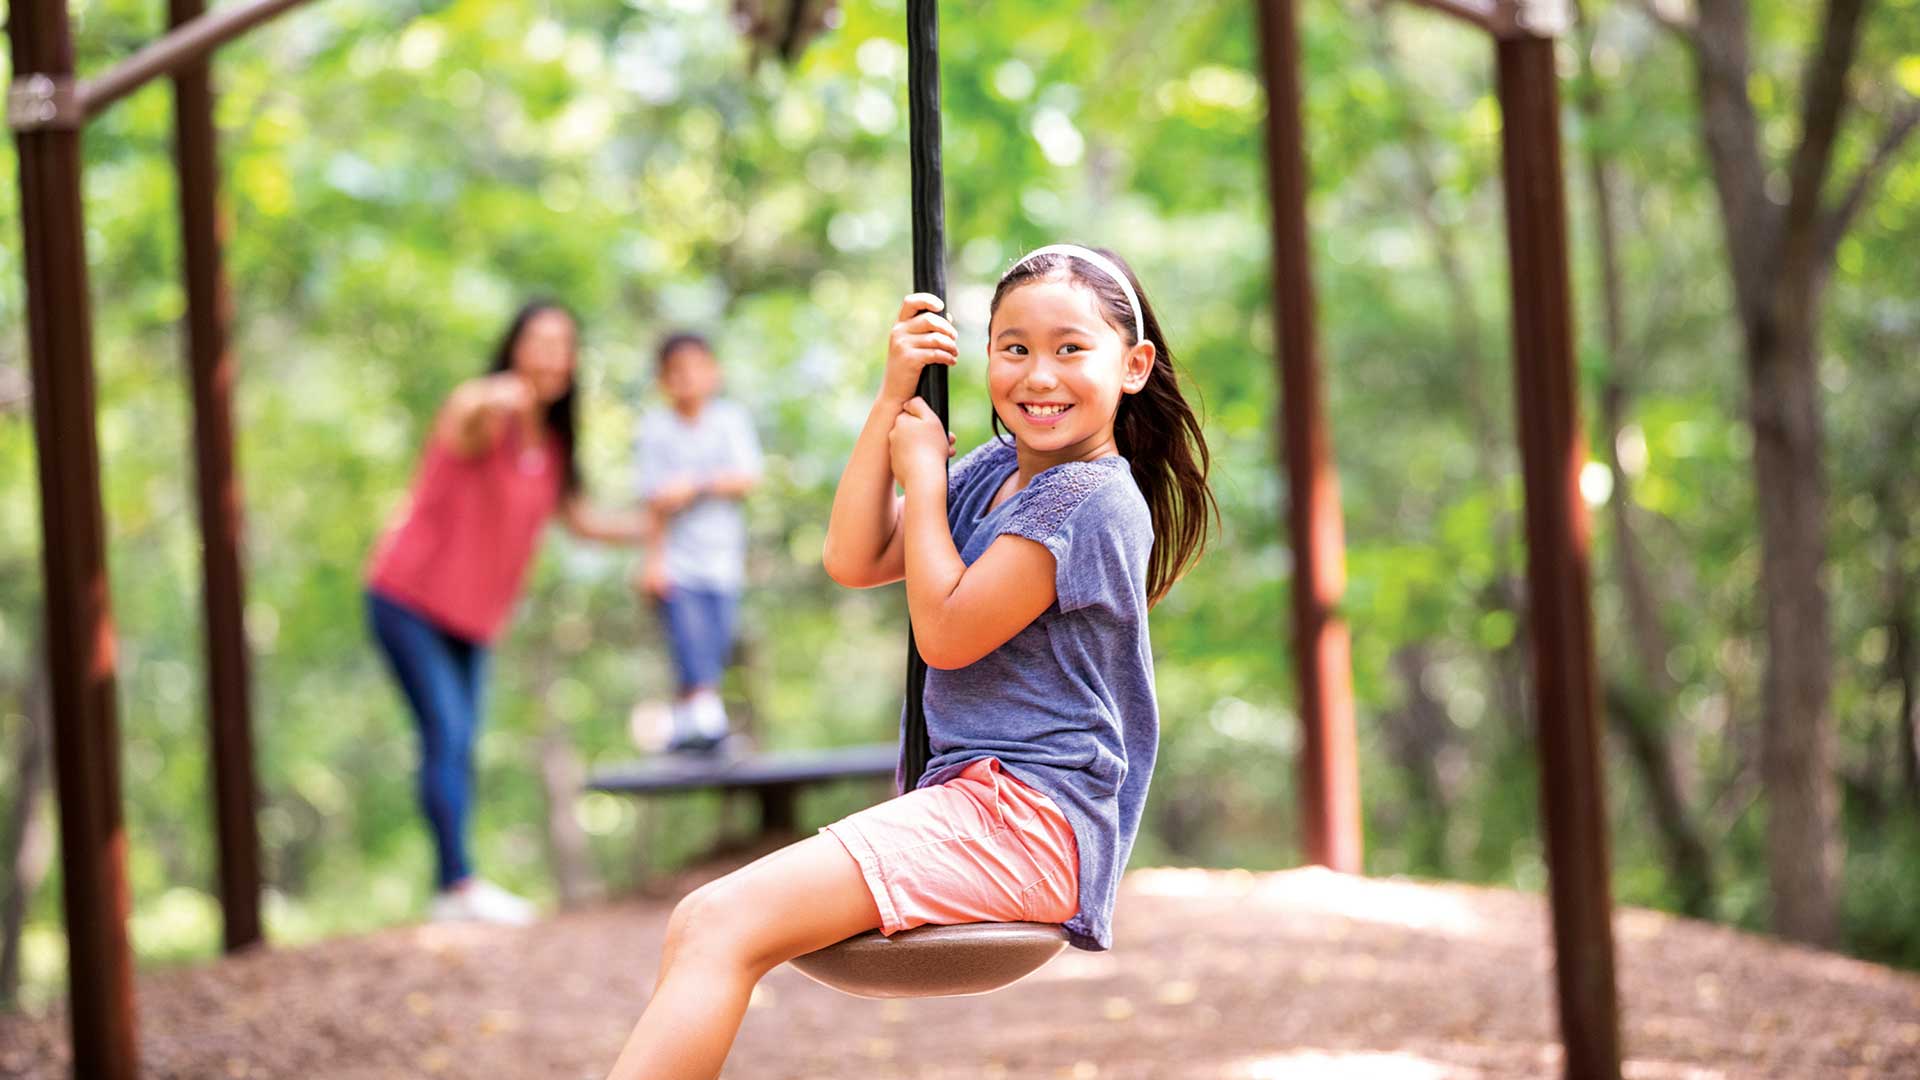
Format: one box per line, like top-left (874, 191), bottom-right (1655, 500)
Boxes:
top-left (8, 0), bottom-right (1617, 1077)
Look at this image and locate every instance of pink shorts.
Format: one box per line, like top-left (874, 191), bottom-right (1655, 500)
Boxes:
top-left (823, 757), bottom-right (1080, 935)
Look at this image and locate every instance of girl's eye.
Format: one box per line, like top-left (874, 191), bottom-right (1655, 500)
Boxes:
top-left (1006, 344), bottom-right (1028, 355)
top-left (1059, 344), bottom-right (1083, 355)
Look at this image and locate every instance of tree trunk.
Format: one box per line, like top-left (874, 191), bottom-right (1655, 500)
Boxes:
top-left (1747, 305), bottom-right (1840, 945)
top-left (1677, 0), bottom-right (1873, 949)
top-left (1599, 386), bottom-right (1718, 915)
top-left (1902, 627), bottom-right (1919, 806)
top-left (1604, 682), bottom-right (1716, 915)
top-left (1877, 490), bottom-right (1918, 806)
top-left (535, 655), bottom-right (600, 909)
top-left (1, 653), bottom-right (52, 1010)
top-left (1566, 1), bottom-right (1719, 916)
top-left (538, 727), bottom-right (599, 908)
top-left (1382, 645), bottom-right (1458, 873)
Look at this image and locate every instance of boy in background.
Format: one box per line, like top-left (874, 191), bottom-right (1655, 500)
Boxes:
top-left (632, 332), bottom-right (762, 753)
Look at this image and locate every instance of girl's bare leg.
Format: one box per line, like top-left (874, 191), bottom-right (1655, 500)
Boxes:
top-left (606, 833), bottom-right (880, 1080)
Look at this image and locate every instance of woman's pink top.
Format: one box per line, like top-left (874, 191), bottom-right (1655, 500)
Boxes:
top-left (367, 423), bottom-right (562, 643)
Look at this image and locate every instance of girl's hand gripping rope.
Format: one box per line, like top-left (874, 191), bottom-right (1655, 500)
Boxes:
top-left (889, 396), bottom-right (953, 494)
top-left (881, 294), bottom-right (958, 409)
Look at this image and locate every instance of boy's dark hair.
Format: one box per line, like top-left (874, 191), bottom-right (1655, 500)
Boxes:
top-left (656, 331), bottom-right (714, 374)
top-left (487, 298), bottom-right (582, 495)
top-left (990, 247), bottom-right (1216, 607)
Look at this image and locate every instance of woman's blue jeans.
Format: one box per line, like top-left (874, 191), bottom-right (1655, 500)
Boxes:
top-left (367, 590), bottom-right (488, 890)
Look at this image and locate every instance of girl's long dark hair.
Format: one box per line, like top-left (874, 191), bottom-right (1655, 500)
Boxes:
top-left (991, 247), bottom-right (1216, 607)
top-left (487, 299), bottom-right (582, 494)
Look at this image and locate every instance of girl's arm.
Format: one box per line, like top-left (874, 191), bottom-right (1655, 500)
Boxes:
top-left (821, 402), bottom-right (911, 588)
top-left (822, 294), bottom-right (957, 588)
top-left (433, 372), bottom-right (530, 458)
top-left (890, 398), bottom-right (1057, 669)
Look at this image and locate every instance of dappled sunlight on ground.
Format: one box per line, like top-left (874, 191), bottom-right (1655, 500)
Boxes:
top-left (1129, 866), bottom-right (1515, 941)
top-left (1260, 867), bottom-right (1495, 938)
top-left (3, 867), bottom-right (1916, 1078)
top-left (1226, 1049), bottom-right (1470, 1079)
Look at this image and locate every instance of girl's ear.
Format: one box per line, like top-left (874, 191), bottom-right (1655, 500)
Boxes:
top-left (1121, 340), bottom-right (1156, 395)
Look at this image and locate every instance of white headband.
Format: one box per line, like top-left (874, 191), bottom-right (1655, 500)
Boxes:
top-left (1006, 244), bottom-right (1145, 344)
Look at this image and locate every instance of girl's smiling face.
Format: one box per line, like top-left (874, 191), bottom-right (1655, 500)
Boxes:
top-left (988, 275), bottom-right (1154, 464)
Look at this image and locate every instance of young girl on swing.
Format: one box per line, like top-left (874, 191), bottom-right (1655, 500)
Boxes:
top-left (606, 245), bottom-right (1213, 1079)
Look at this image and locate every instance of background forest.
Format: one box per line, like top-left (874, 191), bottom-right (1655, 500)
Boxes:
top-left (2, 0), bottom-right (1917, 1010)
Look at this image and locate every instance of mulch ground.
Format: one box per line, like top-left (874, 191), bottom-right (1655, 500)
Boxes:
top-left (4, 867), bottom-right (1917, 1078)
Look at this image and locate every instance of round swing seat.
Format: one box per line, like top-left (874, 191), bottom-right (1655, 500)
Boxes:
top-left (788, 921), bottom-right (1070, 999)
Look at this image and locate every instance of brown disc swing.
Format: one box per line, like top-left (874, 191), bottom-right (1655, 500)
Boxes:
top-left (784, 0), bottom-right (1072, 1000)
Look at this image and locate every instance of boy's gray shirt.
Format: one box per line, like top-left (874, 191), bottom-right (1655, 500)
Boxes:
top-left (633, 400), bottom-right (761, 591)
top-left (911, 438), bottom-right (1158, 951)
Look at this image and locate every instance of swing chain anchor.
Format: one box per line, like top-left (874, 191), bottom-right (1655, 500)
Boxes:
top-left (8, 74), bottom-right (81, 132)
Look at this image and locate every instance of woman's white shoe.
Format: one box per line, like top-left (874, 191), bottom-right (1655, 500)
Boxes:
top-left (429, 879), bottom-right (537, 926)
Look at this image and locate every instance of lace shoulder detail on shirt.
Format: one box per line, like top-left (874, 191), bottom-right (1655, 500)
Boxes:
top-left (948, 437), bottom-right (1017, 499)
top-left (1002, 457), bottom-right (1131, 542)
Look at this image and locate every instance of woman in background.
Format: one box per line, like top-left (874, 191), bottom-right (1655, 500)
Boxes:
top-left (366, 300), bottom-right (641, 924)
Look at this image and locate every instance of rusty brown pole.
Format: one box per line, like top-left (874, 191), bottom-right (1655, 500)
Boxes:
top-left (1255, 0), bottom-right (1363, 872)
top-left (171, 0), bottom-right (264, 954)
top-left (1494, 26), bottom-right (1622, 1080)
top-left (1400, 0), bottom-right (1502, 31)
top-left (8, 0), bottom-right (140, 1074)
top-left (78, 0), bottom-right (319, 121)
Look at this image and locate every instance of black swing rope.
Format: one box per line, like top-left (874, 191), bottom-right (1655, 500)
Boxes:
top-left (901, 0), bottom-right (944, 791)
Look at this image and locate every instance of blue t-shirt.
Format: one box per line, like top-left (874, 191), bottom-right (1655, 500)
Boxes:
top-left (911, 437), bottom-right (1157, 951)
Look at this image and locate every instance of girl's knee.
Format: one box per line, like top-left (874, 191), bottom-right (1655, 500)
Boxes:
top-left (665, 878), bottom-right (752, 965)
top-left (664, 875), bottom-right (794, 978)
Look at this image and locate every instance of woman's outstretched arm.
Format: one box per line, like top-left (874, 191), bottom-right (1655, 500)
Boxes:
top-left (433, 371), bottom-right (531, 457)
top-left (558, 497), bottom-right (648, 544)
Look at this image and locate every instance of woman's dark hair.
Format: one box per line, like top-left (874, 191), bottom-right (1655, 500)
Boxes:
top-left (656, 331), bottom-right (714, 374)
top-left (990, 247), bottom-right (1216, 607)
top-left (487, 299), bottom-right (581, 494)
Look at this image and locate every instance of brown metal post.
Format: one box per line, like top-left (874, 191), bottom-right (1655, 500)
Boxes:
top-left (171, 0), bottom-right (263, 954)
top-left (1494, 30), bottom-right (1622, 1080)
top-left (1255, 0), bottom-right (1363, 872)
top-left (78, 0), bottom-right (321, 121)
top-left (8, 0), bottom-right (140, 1075)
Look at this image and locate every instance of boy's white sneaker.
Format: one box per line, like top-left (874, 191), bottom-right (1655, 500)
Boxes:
top-left (429, 879), bottom-right (537, 926)
top-left (690, 689), bottom-right (730, 740)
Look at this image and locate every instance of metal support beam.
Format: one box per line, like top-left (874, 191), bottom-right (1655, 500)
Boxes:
top-left (170, 0), bottom-right (263, 954)
top-left (1255, 0), bottom-right (1363, 873)
top-left (1399, 0), bottom-right (1502, 32)
top-left (1398, 0), bottom-right (1569, 39)
top-left (1494, 31), bottom-right (1622, 1080)
top-left (79, 0), bottom-right (318, 121)
top-left (8, 0), bottom-right (140, 1075)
